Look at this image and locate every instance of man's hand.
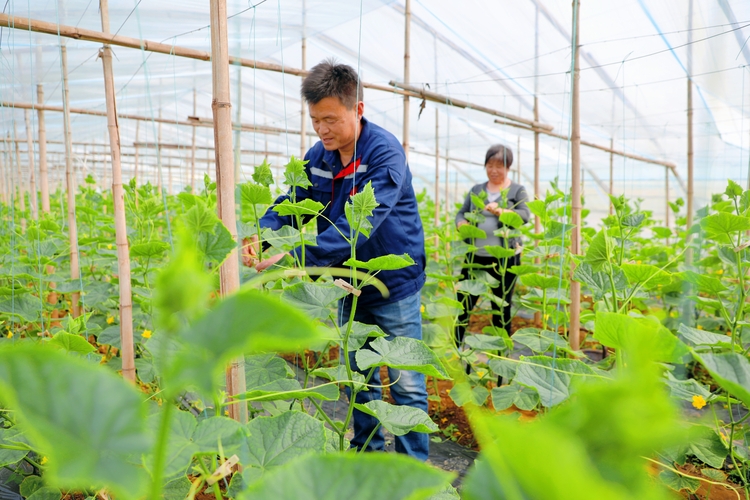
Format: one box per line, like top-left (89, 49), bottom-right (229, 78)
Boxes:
top-left (255, 252), bottom-right (286, 272)
top-left (241, 234), bottom-right (261, 267)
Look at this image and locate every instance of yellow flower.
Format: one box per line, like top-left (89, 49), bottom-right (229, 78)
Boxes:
top-left (716, 269), bottom-right (723, 275)
top-left (142, 329), bottom-right (152, 339)
top-left (6, 331), bottom-right (13, 339)
top-left (107, 244), bottom-right (113, 250)
top-left (100, 356), bottom-right (107, 364)
top-left (697, 325), bottom-right (704, 330)
top-left (420, 305), bottom-right (425, 313)
top-left (636, 260), bottom-right (642, 265)
top-left (691, 395), bottom-right (707, 410)
top-left (726, 330), bottom-right (732, 336)
top-left (224, 410), bottom-right (230, 416)
top-left (106, 316), bottom-right (115, 325)
top-left (39, 456), bottom-right (48, 465)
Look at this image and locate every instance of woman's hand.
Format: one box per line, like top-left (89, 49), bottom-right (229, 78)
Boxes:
top-left (457, 219), bottom-right (470, 228)
top-left (485, 202), bottom-right (505, 216)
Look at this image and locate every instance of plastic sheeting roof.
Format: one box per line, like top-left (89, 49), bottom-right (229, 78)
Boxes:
top-left (2, 0), bottom-right (750, 223)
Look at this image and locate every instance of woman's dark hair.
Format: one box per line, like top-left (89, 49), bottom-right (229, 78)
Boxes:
top-left (301, 58), bottom-right (364, 109)
top-left (484, 144), bottom-right (513, 168)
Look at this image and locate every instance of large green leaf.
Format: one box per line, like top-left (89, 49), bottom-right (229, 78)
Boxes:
top-left (491, 384), bottom-right (540, 411)
top-left (198, 221), bottom-right (235, 265)
top-left (700, 212), bottom-right (750, 243)
top-left (240, 183), bottom-right (273, 206)
top-left (514, 356), bottom-right (596, 407)
top-left (243, 378), bottom-right (340, 402)
top-left (130, 241), bottom-right (170, 258)
top-left (0, 428), bottom-right (28, 467)
top-left (658, 470), bottom-right (700, 494)
top-left (311, 365), bottom-right (367, 388)
top-left (677, 324), bottom-right (731, 347)
top-left (499, 211), bottom-right (524, 229)
top-left (0, 294), bottom-right (42, 322)
top-left (343, 253), bottom-right (415, 271)
top-left (281, 282), bottom-right (347, 320)
top-left (424, 297), bottom-right (463, 319)
top-left (238, 411), bottom-right (325, 483)
top-left (686, 426), bottom-right (727, 469)
top-left (594, 312), bottom-right (689, 364)
top-left (283, 156), bottom-right (312, 189)
top-left (520, 273), bottom-right (560, 290)
top-left (355, 337), bottom-right (450, 379)
top-left (583, 231), bottom-right (611, 272)
top-left (464, 333), bottom-right (513, 352)
top-left (692, 352), bottom-right (750, 407)
top-left (342, 321), bottom-right (388, 351)
top-left (272, 198), bottom-right (325, 217)
top-left (353, 400), bottom-right (438, 435)
top-left (245, 354), bottom-right (295, 389)
top-left (0, 344), bottom-right (149, 498)
top-left (240, 452), bottom-right (453, 500)
top-left (252, 160), bottom-right (275, 187)
top-left (183, 202), bottom-right (218, 234)
top-left (146, 410), bottom-right (198, 479)
top-left (46, 331), bottom-right (96, 355)
top-left (620, 264), bottom-right (671, 289)
top-left (484, 246), bottom-right (517, 259)
top-left (679, 271), bottom-right (727, 295)
top-left (459, 224), bottom-right (487, 240)
top-left (663, 372), bottom-right (713, 403)
top-left (512, 328), bottom-right (569, 354)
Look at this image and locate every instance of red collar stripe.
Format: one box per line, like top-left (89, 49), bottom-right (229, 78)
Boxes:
top-left (334, 158), bottom-right (362, 180)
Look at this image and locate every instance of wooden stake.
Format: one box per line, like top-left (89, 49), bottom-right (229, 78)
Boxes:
top-left (444, 115), bottom-right (450, 220)
top-left (210, 0), bottom-right (247, 423)
top-left (37, 85), bottom-right (50, 213)
top-left (14, 121), bottom-right (26, 232)
top-left (191, 88), bottom-right (197, 192)
top-left (99, 0), bottom-right (135, 383)
top-left (516, 136), bottom-right (521, 184)
top-left (569, 0), bottom-right (582, 351)
top-left (234, 64), bottom-right (242, 184)
top-left (0, 138), bottom-right (5, 206)
top-left (533, 5), bottom-right (541, 326)
top-left (434, 108), bottom-right (439, 227)
top-left (686, 0), bottom-right (694, 266)
top-left (665, 167), bottom-right (670, 244)
top-left (24, 110), bottom-right (38, 221)
top-left (402, 0), bottom-right (411, 161)
top-left (61, 43), bottom-right (81, 317)
top-left (157, 110), bottom-right (163, 195)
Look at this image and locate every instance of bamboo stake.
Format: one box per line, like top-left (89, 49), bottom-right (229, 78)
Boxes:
top-left (210, 0), bottom-right (247, 423)
top-left (533, 12), bottom-right (541, 326)
top-left (444, 115), bottom-right (450, 220)
top-left (0, 138), bottom-right (5, 206)
top-left (665, 167), bottom-right (670, 244)
top-left (686, 0), bottom-right (694, 266)
top-left (569, 0), bottom-right (582, 351)
top-left (37, 85), bottom-right (50, 213)
top-left (61, 43), bottom-right (81, 317)
top-left (434, 109), bottom-right (439, 227)
top-left (99, 0), bottom-right (135, 383)
top-left (134, 121), bottom-right (139, 184)
top-left (191, 89), bottom-right (197, 192)
top-left (608, 138), bottom-right (614, 215)
top-left (516, 136), bottom-right (521, 184)
top-left (157, 110), bottom-right (163, 194)
top-left (14, 121), bottom-right (26, 232)
top-left (24, 110), bottom-right (38, 220)
top-left (402, 0), bottom-right (411, 161)
top-left (234, 65), bottom-right (242, 183)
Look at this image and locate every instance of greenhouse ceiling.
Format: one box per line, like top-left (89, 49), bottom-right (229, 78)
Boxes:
top-left (1, 0), bottom-right (750, 222)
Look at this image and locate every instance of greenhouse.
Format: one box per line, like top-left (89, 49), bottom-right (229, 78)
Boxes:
top-left (0, 0), bottom-right (749, 498)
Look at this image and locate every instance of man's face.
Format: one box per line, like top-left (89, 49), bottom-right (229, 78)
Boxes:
top-left (308, 97), bottom-right (363, 153)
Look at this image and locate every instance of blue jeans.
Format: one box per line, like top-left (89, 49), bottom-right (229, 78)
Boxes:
top-left (339, 292), bottom-right (429, 461)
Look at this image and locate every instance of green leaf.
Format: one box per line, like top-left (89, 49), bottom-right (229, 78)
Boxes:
top-left (343, 253), bottom-right (415, 271)
top-left (692, 352), bottom-right (750, 407)
top-left (356, 337), bottom-right (450, 379)
top-left (183, 202), bottom-right (218, 234)
top-left (281, 282), bottom-right (348, 320)
top-left (343, 321), bottom-right (388, 351)
top-left (424, 297), bottom-right (463, 319)
top-left (354, 400), bottom-right (438, 435)
top-left (507, 264), bottom-right (538, 276)
top-left (458, 224), bottom-right (487, 240)
top-left (283, 156), bottom-right (311, 189)
top-left (198, 221), bottom-right (235, 265)
top-left (456, 279), bottom-right (488, 296)
top-left (514, 356), bottom-right (596, 407)
top-left (677, 324), bottom-right (731, 347)
top-left (0, 294), bottom-right (42, 322)
top-left (192, 416), bottom-right (244, 455)
top-left (520, 273), bottom-right (560, 290)
top-left (491, 384), bottom-right (540, 411)
top-left (464, 333), bottom-right (513, 352)
top-left (573, 262), bottom-right (626, 300)
top-left (243, 378), bottom-right (340, 402)
top-left (311, 365), bottom-right (367, 388)
top-left (594, 312), bottom-right (689, 364)
top-left (130, 241), bottom-right (170, 258)
top-left (621, 213), bottom-right (646, 227)
top-left (663, 372), bottom-right (713, 402)
top-left (240, 453), bottom-right (453, 500)
top-left (26, 487), bottom-right (61, 500)
top-left (19, 476), bottom-right (44, 498)
top-left (240, 183), bottom-right (273, 206)
top-left (146, 409), bottom-right (198, 479)
top-left (347, 181), bottom-right (378, 238)
top-left (679, 271), bottom-right (728, 295)
top-left (0, 428), bottom-right (28, 467)
top-left (526, 200), bottom-right (546, 220)
top-left (701, 468), bottom-right (727, 481)
top-left (726, 179), bottom-right (744, 198)
top-left (272, 198), bottom-right (325, 217)
top-left (544, 220), bottom-right (574, 241)
top-left (499, 211), bottom-right (524, 229)
top-left (252, 159), bottom-right (274, 187)
top-left (46, 331), bottom-right (96, 355)
top-left (0, 344), bottom-right (149, 498)
top-left (512, 328), bottom-right (569, 353)
top-left (652, 227), bottom-right (672, 239)
top-left (449, 382), bottom-right (490, 407)
top-left (686, 426), bottom-right (727, 469)
top-left (659, 469), bottom-right (700, 493)
top-left (484, 246), bottom-right (517, 259)
top-left (701, 212), bottom-right (750, 243)
top-left (245, 353), bottom-right (295, 389)
top-left (583, 231), bottom-right (611, 272)
top-left (620, 263), bottom-right (671, 289)
top-left (262, 225), bottom-right (313, 251)
top-left (488, 358), bottom-right (518, 379)
top-left (163, 476), bottom-right (192, 500)
top-left (238, 411), bottom-right (325, 483)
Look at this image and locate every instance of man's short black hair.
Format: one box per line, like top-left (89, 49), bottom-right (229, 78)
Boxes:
top-left (301, 58), bottom-right (363, 109)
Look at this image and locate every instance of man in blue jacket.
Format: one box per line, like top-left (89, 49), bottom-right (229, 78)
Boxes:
top-left (253, 59), bottom-right (428, 460)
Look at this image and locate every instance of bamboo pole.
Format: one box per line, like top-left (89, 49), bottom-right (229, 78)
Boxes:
top-left (24, 110), bottom-right (38, 221)
top-left (14, 121), bottom-right (26, 232)
top-left (533, 10), bottom-right (541, 326)
top-left (433, 107), bottom-right (440, 260)
top-left (665, 167), bottom-right (670, 244)
top-left (402, 0), bottom-right (411, 161)
top-left (300, 1), bottom-right (308, 159)
top-left (37, 85), bottom-right (50, 213)
top-left (444, 115), bottom-right (450, 220)
top-left (210, 0), bottom-right (247, 423)
top-left (569, 0), bottom-right (582, 351)
top-left (134, 121), bottom-right (139, 185)
top-left (0, 12), bottom-right (550, 131)
top-left (234, 66), bottom-right (242, 183)
top-left (0, 138), bottom-right (5, 206)
top-left (157, 110), bottom-right (163, 194)
top-left (191, 89), bottom-right (197, 192)
top-left (608, 138), bottom-right (614, 215)
top-left (99, 0), bottom-right (135, 382)
top-left (516, 136), bottom-right (521, 184)
top-left (60, 43), bottom-right (81, 317)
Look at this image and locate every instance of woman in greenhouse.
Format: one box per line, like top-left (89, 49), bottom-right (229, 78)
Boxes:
top-left (455, 144), bottom-right (530, 344)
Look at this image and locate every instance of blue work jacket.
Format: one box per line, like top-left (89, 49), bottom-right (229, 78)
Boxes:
top-left (260, 117), bottom-right (426, 306)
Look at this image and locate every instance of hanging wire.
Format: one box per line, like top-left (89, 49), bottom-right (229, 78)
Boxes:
top-left (276, 0), bottom-right (290, 156)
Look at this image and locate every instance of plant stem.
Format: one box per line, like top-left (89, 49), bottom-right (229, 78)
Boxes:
top-left (148, 401), bottom-right (173, 500)
top-left (359, 422), bottom-right (382, 453)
